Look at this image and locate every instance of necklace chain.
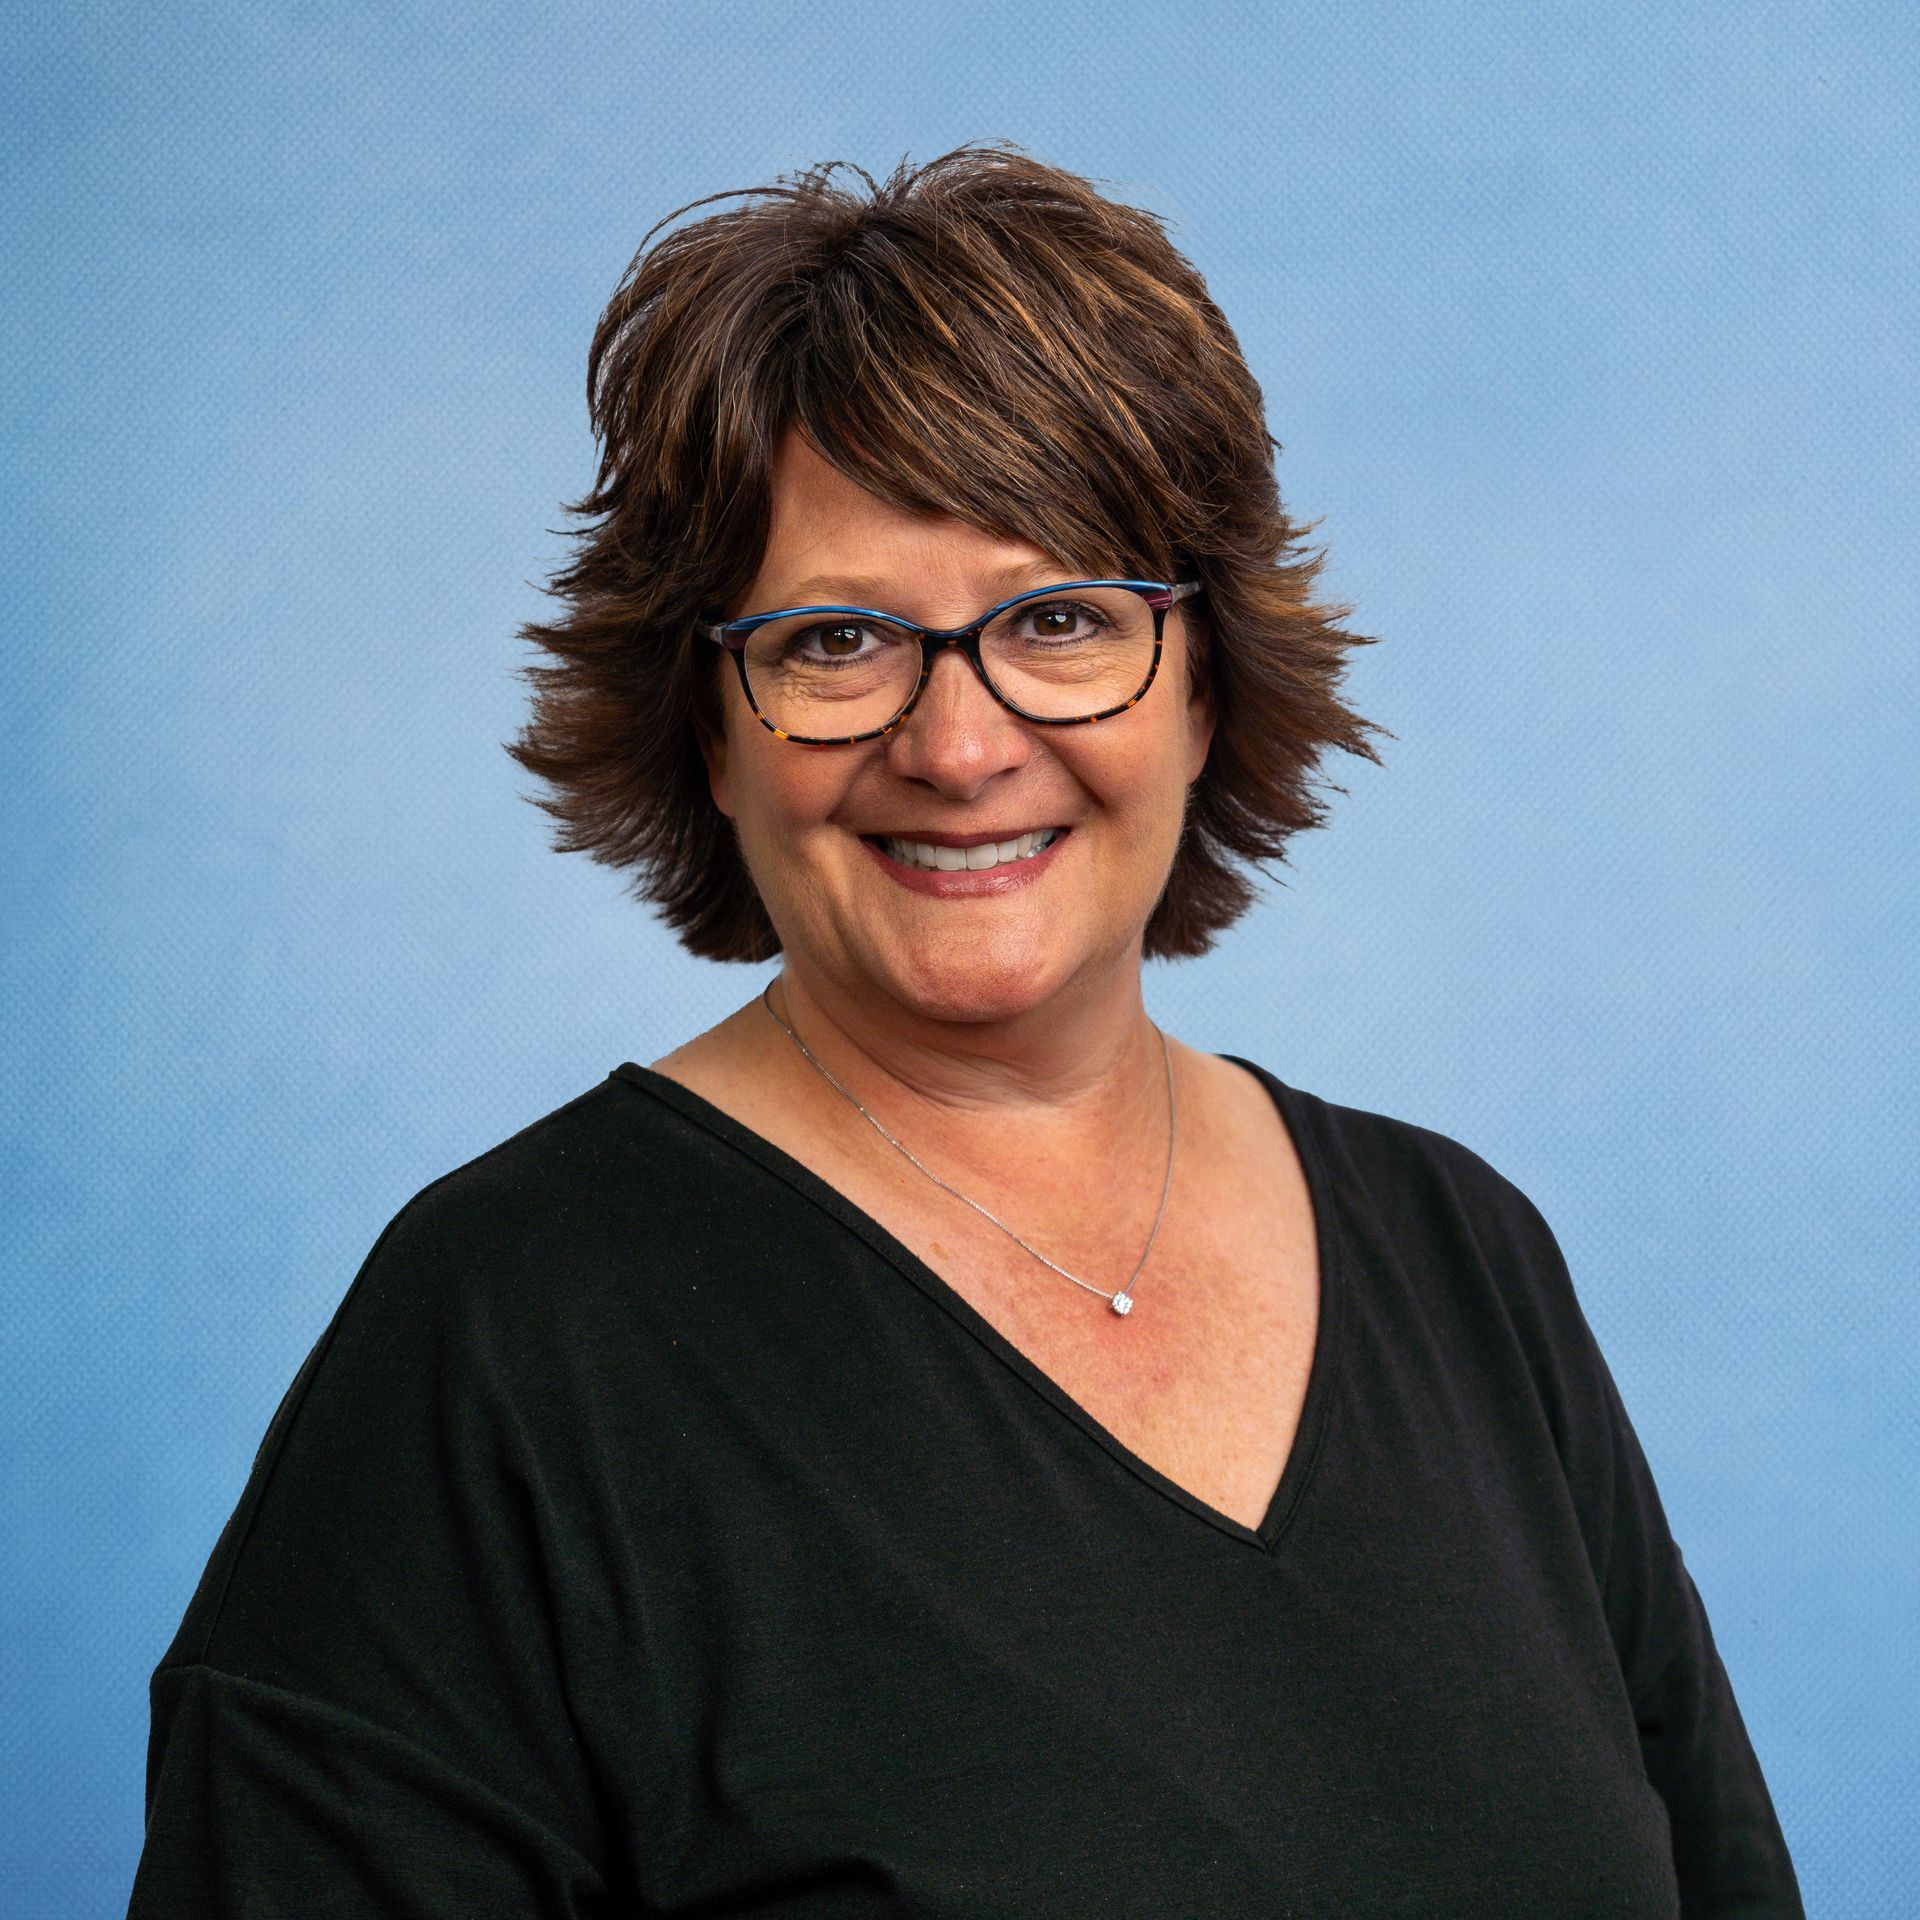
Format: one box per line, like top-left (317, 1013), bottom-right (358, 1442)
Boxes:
top-left (759, 981), bottom-right (1176, 1317)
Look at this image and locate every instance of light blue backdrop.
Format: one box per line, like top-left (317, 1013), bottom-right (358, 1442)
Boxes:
top-left (6, 3), bottom-right (1912, 1912)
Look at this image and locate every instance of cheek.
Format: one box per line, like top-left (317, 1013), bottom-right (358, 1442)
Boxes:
top-left (1079, 734), bottom-right (1190, 839)
top-left (733, 742), bottom-right (862, 857)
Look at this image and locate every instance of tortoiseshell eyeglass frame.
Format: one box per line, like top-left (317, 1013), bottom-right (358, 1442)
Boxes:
top-left (695, 579), bottom-right (1205, 746)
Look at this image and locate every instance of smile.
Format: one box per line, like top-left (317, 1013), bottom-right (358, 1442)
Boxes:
top-left (875, 828), bottom-right (1061, 873)
top-left (858, 826), bottom-right (1071, 896)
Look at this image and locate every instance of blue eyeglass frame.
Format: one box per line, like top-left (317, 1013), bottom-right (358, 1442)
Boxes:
top-left (695, 578), bottom-right (1205, 745)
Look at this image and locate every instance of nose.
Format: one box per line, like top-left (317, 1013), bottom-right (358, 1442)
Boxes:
top-left (882, 639), bottom-right (1032, 796)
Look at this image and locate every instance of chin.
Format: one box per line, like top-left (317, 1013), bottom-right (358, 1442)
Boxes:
top-left (875, 936), bottom-right (1068, 1026)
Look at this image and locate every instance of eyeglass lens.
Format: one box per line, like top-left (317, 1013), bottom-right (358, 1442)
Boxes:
top-left (738, 584), bottom-right (1159, 737)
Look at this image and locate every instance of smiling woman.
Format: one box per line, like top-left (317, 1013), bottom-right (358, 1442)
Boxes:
top-left (127, 145), bottom-right (1805, 1917)
top-left (505, 144), bottom-right (1375, 968)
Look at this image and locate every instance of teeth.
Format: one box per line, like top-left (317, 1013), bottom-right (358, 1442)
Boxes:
top-left (881, 828), bottom-right (1060, 872)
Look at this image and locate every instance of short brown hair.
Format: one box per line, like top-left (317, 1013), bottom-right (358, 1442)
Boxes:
top-left (507, 142), bottom-right (1388, 961)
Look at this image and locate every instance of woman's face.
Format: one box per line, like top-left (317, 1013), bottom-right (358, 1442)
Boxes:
top-left (702, 429), bottom-right (1215, 1028)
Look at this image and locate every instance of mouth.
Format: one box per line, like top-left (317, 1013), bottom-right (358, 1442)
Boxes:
top-left (860, 827), bottom-right (1065, 874)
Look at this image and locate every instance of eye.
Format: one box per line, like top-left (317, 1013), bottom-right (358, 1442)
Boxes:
top-left (1011, 599), bottom-right (1111, 644)
top-left (787, 620), bottom-right (888, 662)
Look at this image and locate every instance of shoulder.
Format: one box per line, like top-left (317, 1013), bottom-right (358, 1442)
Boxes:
top-left (214, 1070), bottom-right (733, 1560)
top-left (1225, 1054), bottom-right (1559, 1249)
top-left (1298, 1074), bottom-right (1623, 1453)
top-left (258, 1070), bottom-right (750, 1458)
top-left (1324, 1088), bottom-right (1561, 1256)
top-left (370, 1065), bottom-right (759, 1302)
top-left (1226, 1055), bottom-right (1593, 1364)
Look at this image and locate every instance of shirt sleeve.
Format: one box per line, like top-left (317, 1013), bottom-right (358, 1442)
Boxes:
top-left (126, 1188), bottom-right (625, 1918)
top-left (129, 1665), bottom-right (612, 1917)
top-left (1493, 1175), bottom-right (1806, 1918)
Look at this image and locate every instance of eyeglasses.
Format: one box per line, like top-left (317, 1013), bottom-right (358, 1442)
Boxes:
top-left (697, 579), bottom-right (1204, 746)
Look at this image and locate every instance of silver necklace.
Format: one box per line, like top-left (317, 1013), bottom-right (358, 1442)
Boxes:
top-left (759, 981), bottom-right (1176, 1317)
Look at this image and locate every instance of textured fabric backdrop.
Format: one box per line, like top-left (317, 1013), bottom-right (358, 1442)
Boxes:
top-left (5, 3), bottom-right (1912, 1912)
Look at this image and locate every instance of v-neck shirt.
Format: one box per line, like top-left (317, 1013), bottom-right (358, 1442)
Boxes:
top-left (129, 1057), bottom-right (1805, 1916)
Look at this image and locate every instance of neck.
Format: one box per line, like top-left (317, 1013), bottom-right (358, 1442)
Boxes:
top-left (761, 960), bottom-right (1172, 1169)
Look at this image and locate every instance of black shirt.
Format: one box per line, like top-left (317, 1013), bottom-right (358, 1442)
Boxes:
top-left (128, 1058), bottom-right (1804, 1916)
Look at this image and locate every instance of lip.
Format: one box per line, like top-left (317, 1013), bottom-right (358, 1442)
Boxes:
top-left (866, 828), bottom-right (1065, 848)
top-left (860, 827), bottom-right (1070, 896)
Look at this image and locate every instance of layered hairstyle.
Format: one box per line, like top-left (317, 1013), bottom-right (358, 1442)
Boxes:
top-left (508, 142), bottom-right (1388, 960)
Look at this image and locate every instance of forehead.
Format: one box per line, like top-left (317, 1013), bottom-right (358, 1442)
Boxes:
top-left (753, 429), bottom-right (1064, 607)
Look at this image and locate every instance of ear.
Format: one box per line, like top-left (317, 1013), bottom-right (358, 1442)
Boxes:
top-left (1184, 667), bottom-right (1216, 786)
top-left (698, 715), bottom-right (735, 820)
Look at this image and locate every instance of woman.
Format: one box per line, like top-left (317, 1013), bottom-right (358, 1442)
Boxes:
top-left (130, 146), bottom-right (1803, 1916)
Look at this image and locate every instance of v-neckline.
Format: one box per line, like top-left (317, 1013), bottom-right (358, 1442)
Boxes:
top-left (607, 1054), bottom-right (1345, 1556)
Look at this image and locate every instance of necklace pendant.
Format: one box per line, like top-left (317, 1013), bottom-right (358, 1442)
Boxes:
top-left (1109, 1291), bottom-right (1134, 1316)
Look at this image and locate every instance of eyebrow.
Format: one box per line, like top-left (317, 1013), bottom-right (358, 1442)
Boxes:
top-left (765, 562), bottom-right (1071, 609)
